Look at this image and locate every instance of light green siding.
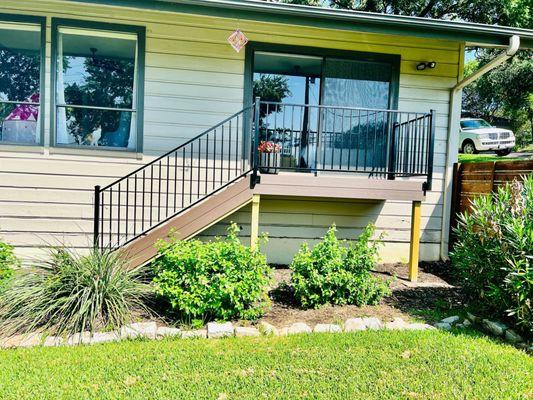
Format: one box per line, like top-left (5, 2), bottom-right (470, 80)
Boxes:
top-left (0, 0), bottom-right (462, 263)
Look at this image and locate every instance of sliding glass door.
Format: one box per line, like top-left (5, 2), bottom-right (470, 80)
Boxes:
top-left (321, 58), bottom-right (394, 172)
top-left (250, 46), bottom-right (398, 173)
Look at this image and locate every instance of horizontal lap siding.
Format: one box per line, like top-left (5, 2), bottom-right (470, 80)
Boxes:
top-left (0, 0), bottom-right (460, 263)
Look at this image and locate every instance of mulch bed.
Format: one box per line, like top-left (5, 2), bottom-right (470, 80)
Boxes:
top-left (256, 261), bottom-right (466, 327)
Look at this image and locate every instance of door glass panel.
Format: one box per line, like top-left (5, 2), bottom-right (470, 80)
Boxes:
top-left (253, 52), bottom-right (321, 169)
top-left (322, 58), bottom-right (393, 172)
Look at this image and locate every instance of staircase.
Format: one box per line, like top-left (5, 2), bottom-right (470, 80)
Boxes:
top-left (93, 100), bottom-right (435, 266)
top-left (93, 105), bottom-right (255, 262)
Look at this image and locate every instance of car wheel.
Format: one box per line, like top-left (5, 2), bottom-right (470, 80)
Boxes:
top-left (462, 141), bottom-right (476, 154)
top-left (496, 149), bottom-right (512, 156)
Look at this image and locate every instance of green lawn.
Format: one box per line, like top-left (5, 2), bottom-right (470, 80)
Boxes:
top-left (458, 153), bottom-right (528, 163)
top-left (0, 331), bottom-right (530, 399)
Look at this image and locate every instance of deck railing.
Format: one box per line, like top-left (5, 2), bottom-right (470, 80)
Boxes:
top-left (94, 99), bottom-right (435, 251)
top-left (251, 99), bottom-right (435, 187)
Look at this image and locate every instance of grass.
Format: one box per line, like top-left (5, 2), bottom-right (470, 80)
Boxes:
top-left (518, 143), bottom-right (533, 153)
top-left (0, 331), bottom-right (530, 399)
top-left (458, 153), bottom-right (521, 163)
top-left (458, 150), bottom-right (533, 164)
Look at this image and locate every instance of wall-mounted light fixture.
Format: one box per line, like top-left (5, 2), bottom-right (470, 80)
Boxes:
top-left (416, 61), bottom-right (437, 71)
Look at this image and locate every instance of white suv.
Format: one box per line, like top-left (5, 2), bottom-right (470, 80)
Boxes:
top-left (459, 118), bottom-right (515, 156)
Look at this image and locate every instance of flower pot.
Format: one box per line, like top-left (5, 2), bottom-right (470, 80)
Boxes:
top-left (259, 152), bottom-right (281, 174)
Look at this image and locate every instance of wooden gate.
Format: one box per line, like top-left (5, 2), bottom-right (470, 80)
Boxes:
top-left (449, 160), bottom-right (533, 248)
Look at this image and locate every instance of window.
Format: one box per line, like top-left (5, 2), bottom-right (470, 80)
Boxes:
top-left (53, 21), bottom-right (144, 151)
top-left (460, 119), bottom-right (492, 130)
top-left (0, 17), bottom-right (44, 145)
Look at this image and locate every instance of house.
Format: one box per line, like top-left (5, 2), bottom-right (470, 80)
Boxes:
top-left (1, 0), bottom-right (532, 280)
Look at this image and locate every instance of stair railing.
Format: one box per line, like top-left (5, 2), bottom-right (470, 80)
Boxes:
top-left (93, 106), bottom-right (254, 250)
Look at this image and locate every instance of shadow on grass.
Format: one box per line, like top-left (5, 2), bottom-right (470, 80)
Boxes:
top-left (385, 286), bottom-right (467, 324)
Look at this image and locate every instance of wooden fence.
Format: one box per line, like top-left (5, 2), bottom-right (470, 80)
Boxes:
top-left (449, 160), bottom-right (533, 248)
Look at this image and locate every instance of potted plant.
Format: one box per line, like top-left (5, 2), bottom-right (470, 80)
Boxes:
top-left (258, 140), bottom-right (282, 174)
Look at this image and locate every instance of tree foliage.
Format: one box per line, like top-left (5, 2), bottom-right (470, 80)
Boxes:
top-left (463, 51), bottom-right (533, 145)
top-left (276, 0), bottom-right (532, 146)
top-left (253, 74), bottom-right (291, 119)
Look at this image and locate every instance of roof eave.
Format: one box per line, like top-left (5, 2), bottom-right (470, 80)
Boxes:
top-left (68, 0), bottom-right (533, 48)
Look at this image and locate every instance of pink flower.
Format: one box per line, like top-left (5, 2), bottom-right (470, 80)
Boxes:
top-left (258, 141), bottom-right (282, 153)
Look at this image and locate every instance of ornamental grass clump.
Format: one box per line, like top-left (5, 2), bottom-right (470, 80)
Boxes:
top-left (290, 224), bottom-right (391, 309)
top-left (451, 176), bottom-right (532, 334)
top-left (0, 247), bottom-right (152, 337)
top-left (152, 223), bottom-right (272, 322)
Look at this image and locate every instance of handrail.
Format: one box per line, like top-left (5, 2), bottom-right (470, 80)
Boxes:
top-left (100, 106), bottom-right (254, 191)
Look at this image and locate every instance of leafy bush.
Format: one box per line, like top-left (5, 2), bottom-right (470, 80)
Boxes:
top-left (152, 223), bottom-right (272, 322)
top-left (289, 224), bottom-right (391, 309)
top-left (451, 176), bottom-right (532, 333)
top-left (0, 247), bottom-right (152, 336)
top-left (0, 241), bottom-right (18, 286)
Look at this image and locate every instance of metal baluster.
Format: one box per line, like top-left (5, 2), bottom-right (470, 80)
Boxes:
top-left (166, 155), bottom-right (170, 218)
top-left (228, 121), bottom-right (232, 181)
top-left (174, 151), bottom-right (178, 212)
top-left (197, 137), bottom-right (201, 198)
top-left (125, 178), bottom-right (129, 243)
top-left (338, 108), bottom-right (344, 170)
top-left (133, 175), bottom-right (137, 237)
top-left (109, 187), bottom-right (113, 249)
top-left (189, 143), bottom-right (193, 204)
top-left (235, 117), bottom-right (239, 177)
top-left (206, 133), bottom-right (209, 195)
top-left (142, 169), bottom-right (146, 231)
top-left (372, 111), bottom-right (378, 172)
top-left (117, 183), bottom-right (121, 247)
top-left (220, 125), bottom-right (224, 185)
top-left (100, 190), bottom-right (104, 250)
top-left (158, 160), bottom-right (162, 222)
top-left (182, 147), bottom-right (185, 209)
top-left (212, 129), bottom-right (216, 190)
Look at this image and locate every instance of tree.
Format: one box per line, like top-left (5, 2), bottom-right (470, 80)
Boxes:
top-left (63, 55), bottom-right (135, 146)
top-left (0, 49), bottom-right (40, 121)
top-left (276, 0), bottom-right (533, 146)
top-left (252, 74), bottom-right (291, 119)
top-left (282, 0), bottom-right (532, 27)
top-left (463, 51), bottom-right (533, 145)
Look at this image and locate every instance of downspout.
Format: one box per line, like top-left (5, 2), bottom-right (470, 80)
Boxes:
top-left (439, 35), bottom-right (520, 261)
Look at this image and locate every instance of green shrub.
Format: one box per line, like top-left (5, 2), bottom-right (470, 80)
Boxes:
top-left (152, 223), bottom-right (272, 322)
top-left (0, 241), bottom-right (18, 286)
top-left (0, 247), bottom-right (152, 336)
top-left (451, 176), bottom-right (532, 333)
top-left (289, 224), bottom-right (391, 309)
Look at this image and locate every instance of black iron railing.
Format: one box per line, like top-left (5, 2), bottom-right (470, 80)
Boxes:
top-left (94, 99), bottom-right (435, 250)
top-left (94, 106), bottom-right (254, 250)
top-left (251, 99), bottom-right (435, 188)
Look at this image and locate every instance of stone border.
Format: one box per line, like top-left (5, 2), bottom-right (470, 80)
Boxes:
top-left (1, 317), bottom-right (435, 349)
top-left (434, 313), bottom-right (531, 350)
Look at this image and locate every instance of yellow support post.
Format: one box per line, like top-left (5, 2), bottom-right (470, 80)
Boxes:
top-left (250, 194), bottom-right (260, 249)
top-left (408, 200), bottom-right (422, 282)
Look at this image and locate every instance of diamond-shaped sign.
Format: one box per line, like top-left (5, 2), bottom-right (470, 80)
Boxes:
top-left (227, 29), bottom-right (248, 53)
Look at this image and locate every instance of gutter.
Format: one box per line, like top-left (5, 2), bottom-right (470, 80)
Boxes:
top-left (453, 35), bottom-right (521, 91)
top-left (70, 0), bottom-right (533, 48)
top-left (440, 35), bottom-right (520, 261)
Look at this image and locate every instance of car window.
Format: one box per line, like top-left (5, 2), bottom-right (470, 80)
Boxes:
top-left (460, 119), bottom-right (492, 130)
